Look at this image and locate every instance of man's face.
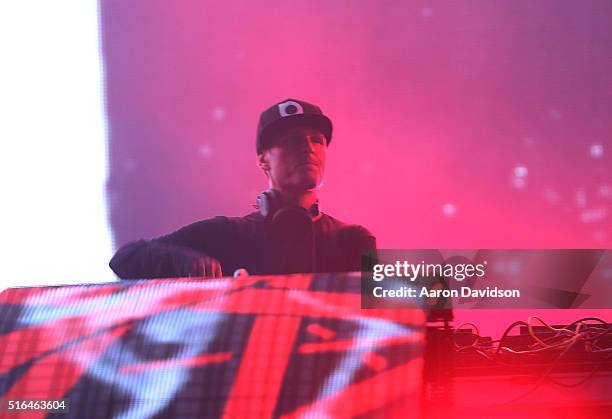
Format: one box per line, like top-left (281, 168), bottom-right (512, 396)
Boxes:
top-left (259, 126), bottom-right (328, 191)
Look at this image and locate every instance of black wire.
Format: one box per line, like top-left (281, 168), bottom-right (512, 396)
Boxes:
top-left (499, 333), bottom-right (585, 405)
top-left (455, 316), bottom-right (612, 407)
top-left (566, 317), bottom-right (609, 328)
top-left (547, 350), bottom-right (612, 388)
top-left (455, 345), bottom-right (518, 367)
top-left (495, 321), bottom-right (530, 354)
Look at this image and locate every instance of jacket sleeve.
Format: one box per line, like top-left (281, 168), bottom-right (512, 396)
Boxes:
top-left (339, 225), bottom-right (378, 272)
top-left (109, 216), bottom-right (230, 280)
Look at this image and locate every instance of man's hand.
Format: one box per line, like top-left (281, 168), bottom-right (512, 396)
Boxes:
top-left (110, 240), bottom-right (225, 280)
top-left (192, 254), bottom-right (223, 278)
top-left (168, 251), bottom-right (223, 279)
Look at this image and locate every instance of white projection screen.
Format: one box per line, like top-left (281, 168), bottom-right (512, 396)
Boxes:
top-left (0, 1), bottom-right (114, 291)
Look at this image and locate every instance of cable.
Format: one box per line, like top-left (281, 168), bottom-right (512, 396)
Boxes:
top-left (495, 321), bottom-right (529, 354)
top-left (453, 315), bottom-right (612, 404)
top-left (453, 322), bottom-right (481, 350)
top-left (548, 350), bottom-right (612, 388)
top-left (527, 316), bottom-right (576, 348)
top-left (500, 330), bottom-right (586, 405)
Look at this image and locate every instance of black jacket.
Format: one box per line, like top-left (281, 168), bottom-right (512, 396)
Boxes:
top-left (110, 211), bottom-right (376, 279)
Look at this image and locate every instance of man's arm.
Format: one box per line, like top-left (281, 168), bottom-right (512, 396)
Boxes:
top-left (340, 225), bottom-right (377, 272)
top-left (109, 217), bottom-right (229, 280)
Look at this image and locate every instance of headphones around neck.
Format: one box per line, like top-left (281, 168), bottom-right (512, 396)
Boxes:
top-left (256, 189), bottom-right (320, 220)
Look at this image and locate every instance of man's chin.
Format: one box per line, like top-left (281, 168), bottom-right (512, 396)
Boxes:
top-left (294, 177), bottom-right (320, 191)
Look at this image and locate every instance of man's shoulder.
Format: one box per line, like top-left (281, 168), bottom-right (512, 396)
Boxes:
top-left (161, 212), bottom-right (263, 245)
top-left (181, 212), bottom-right (263, 230)
top-left (240, 211), bottom-right (265, 223)
top-left (175, 215), bottom-right (230, 232)
top-left (181, 211), bottom-right (373, 238)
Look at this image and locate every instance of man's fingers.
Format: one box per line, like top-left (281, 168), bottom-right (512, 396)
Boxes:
top-left (213, 260), bottom-right (223, 278)
top-left (203, 256), bottom-right (224, 278)
top-left (170, 252), bottom-right (222, 278)
top-left (203, 257), bottom-right (212, 278)
top-left (205, 257), bottom-right (222, 278)
top-left (186, 259), bottom-right (198, 277)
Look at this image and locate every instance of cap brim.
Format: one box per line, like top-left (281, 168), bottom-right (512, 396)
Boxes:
top-left (258, 114), bottom-right (332, 153)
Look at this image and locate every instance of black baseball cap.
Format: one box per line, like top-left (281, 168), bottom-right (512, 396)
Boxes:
top-left (256, 98), bottom-right (333, 154)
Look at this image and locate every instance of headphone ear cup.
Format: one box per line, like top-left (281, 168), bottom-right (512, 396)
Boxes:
top-left (257, 189), bottom-right (282, 218)
top-left (256, 192), bottom-right (268, 217)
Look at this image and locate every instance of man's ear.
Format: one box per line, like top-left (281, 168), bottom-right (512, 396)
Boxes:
top-left (257, 153), bottom-right (270, 172)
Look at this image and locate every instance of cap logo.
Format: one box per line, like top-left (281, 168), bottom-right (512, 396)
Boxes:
top-left (278, 100), bottom-right (304, 117)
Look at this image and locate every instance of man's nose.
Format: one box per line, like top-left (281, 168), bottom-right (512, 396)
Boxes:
top-left (300, 136), bottom-right (317, 152)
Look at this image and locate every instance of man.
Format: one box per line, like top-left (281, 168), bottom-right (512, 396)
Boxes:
top-left (109, 99), bottom-right (376, 279)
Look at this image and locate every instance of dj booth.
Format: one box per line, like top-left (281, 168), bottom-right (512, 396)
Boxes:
top-left (0, 273), bottom-right (611, 418)
top-left (0, 274), bottom-right (425, 418)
